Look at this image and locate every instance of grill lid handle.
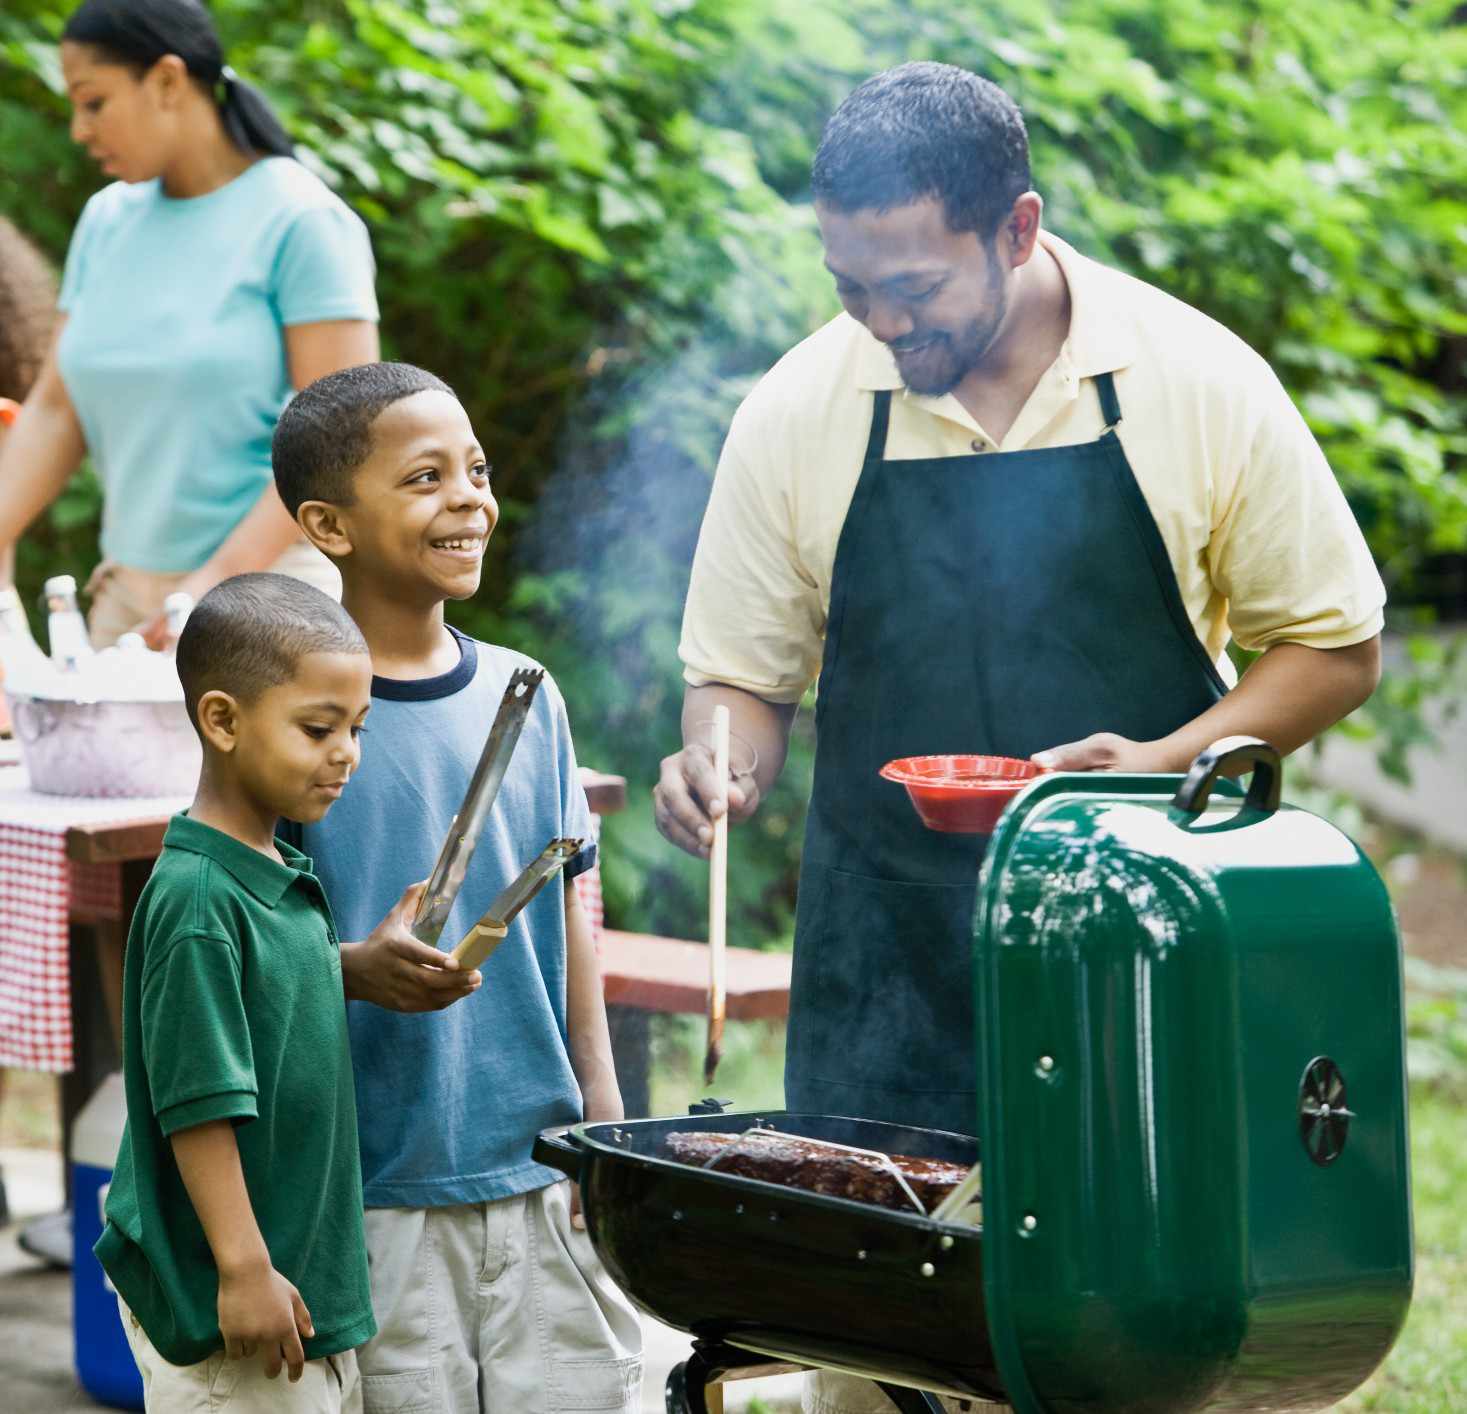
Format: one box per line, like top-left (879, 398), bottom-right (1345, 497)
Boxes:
top-left (1171, 736), bottom-right (1282, 817)
top-left (532, 1126), bottom-right (584, 1180)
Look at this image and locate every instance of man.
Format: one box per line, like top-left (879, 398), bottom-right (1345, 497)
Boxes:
top-left (656, 65), bottom-right (1382, 1408)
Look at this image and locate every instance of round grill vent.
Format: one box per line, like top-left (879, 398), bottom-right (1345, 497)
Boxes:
top-left (1298, 1056), bottom-right (1353, 1167)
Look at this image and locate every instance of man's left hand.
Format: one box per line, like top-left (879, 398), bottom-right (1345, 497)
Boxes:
top-left (1032, 732), bottom-right (1175, 774)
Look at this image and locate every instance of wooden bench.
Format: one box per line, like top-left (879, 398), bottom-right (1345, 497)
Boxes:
top-left (600, 930), bottom-right (792, 1116)
top-left (602, 930), bottom-right (792, 1020)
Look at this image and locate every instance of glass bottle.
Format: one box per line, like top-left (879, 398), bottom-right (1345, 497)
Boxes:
top-left (43, 574), bottom-right (94, 671)
top-left (0, 584), bottom-right (50, 678)
top-left (163, 592), bottom-right (194, 643)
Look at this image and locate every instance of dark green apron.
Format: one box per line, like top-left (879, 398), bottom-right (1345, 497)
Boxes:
top-left (785, 372), bottom-right (1227, 1132)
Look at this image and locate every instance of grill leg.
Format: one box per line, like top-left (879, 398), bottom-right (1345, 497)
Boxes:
top-left (665, 1341), bottom-right (795, 1413)
top-left (874, 1383), bottom-right (948, 1414)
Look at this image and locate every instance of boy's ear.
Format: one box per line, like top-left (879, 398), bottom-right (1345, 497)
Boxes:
top-left (297, 501), bottom-right (353, 560)
top-left (196, 690), bottom-right (241, 754)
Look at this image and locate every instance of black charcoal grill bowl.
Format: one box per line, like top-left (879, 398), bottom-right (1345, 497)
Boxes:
top-left (533, 1110), bottom-right (1001, 1403)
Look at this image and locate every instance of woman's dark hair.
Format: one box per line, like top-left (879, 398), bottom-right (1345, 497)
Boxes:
top-left (0, 217), bottom-right (59, 401)
top-left (63, 0), bottom-right (294, 159)
top-left (812, 62), bottom-right (1031, 241)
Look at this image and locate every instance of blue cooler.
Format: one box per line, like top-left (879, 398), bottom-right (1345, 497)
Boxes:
top-left (72, 1072), bottom-right (144, 1409)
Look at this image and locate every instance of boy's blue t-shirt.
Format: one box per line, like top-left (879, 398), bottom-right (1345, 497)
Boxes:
top-left (57, 157), bottom-right (378, 572)
top-left (286, 630), bottom-right (596, 1207)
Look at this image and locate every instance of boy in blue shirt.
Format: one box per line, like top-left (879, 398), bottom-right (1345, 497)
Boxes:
top-left (273, 363), bottom-right (642, 1414)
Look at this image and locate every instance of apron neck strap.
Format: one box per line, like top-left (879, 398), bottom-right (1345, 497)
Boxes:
top-left (865, 374), bottom-right (1122, 461)
top-left (1096, 370), bottom-right (1123, 433)
top-left (863, 390), bottom-right (893, 465)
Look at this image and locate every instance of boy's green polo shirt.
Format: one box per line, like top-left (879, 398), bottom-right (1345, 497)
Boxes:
top-left (96, 814), bottom-right (375, 1366)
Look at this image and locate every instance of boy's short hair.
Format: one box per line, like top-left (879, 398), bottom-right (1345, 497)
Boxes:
top-left (175, 573), bottom-right (368, 728)
top-left (0, 216), bottom-right (59, 401)
top-left (273, 362), bottom-right (454, 515)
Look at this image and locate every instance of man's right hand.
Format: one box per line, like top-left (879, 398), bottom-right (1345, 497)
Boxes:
top-left (217, 1255), bottom-right (314, 1381)
top-left (653, 746), bottom-right (761, 859)
top-left (341, 880), bottom-right (482, 1012)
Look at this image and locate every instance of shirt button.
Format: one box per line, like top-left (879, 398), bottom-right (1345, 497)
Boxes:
top-left (970, 439), bottom-right (985, 453)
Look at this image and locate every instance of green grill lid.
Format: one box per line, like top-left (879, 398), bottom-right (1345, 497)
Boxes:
top-left (974, 739), bottom-right (1412, 1413)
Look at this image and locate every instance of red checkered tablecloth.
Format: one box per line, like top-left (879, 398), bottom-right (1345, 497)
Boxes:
top-left (0, 767), bottom-right (187, 1073)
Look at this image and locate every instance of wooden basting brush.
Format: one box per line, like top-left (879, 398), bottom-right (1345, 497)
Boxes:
top-left (703, 704), bottom-right (730, 1086)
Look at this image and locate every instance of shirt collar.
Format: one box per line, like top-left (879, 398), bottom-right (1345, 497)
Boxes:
top-left (852, 231), bottom-right (1140, 393)
top-left (162, 812), bottom-right (314, 908)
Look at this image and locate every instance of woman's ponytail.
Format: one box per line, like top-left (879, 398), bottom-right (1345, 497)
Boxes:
top-left (64, 0), bottom-right (294, 159)
top-left (217, 67), bottom-right (294, 159)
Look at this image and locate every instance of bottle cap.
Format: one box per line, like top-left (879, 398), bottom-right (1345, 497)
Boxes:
top-left (43, 574), bottom-right (78, 597)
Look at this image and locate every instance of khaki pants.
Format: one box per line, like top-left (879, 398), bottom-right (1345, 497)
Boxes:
top-left (120, 1297), bottom-right (363, 1413)
top-left (360, 1180), bottom-right (642, 1414)
top-left (86, 540), bottom-right (341, 648)
top-left (804, 1371), bottom-right (1008, 1413)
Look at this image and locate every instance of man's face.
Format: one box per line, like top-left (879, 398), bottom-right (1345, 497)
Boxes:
top-left (817, 196), bottom-right (1011, 397)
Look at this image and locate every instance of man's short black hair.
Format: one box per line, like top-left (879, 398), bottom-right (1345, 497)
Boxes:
top-left (175, 573), bottom-right (368, 729)
top-left (273, 361), bottom-right (453, 516)
top-left (812, 62), bottom-right (1031, 240)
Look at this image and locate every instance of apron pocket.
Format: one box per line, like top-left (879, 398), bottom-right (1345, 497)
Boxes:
top-left (805, 865), bottom-right (978, 1101)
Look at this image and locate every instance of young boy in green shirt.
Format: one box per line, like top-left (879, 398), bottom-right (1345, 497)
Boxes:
top-left (97, 573), bottom-right (443, 1412)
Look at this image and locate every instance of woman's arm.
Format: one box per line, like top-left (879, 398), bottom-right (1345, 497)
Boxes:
top-left (0, 322), bottom-right (86, 587)
top-left (139, 319), bottom-right (378, 642)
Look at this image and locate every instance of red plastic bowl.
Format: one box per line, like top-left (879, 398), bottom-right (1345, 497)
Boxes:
top-left (879, 754), bottom-right (1048, 834)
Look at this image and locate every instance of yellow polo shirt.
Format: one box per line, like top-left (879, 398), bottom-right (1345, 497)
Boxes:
top-left (680, 232), bottom-right (1385, 704)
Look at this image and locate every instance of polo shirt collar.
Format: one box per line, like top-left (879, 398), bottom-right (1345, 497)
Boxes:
top-left (162, 813), bottom-right (312, 908)
top-left (852, 230), bottom-right (1139, 394)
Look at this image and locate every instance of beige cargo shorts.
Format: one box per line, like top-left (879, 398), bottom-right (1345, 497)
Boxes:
top-left (119, 1297), bottom-right (362, 1413)
top-left (359, 1179), bottom-right (643, 1414)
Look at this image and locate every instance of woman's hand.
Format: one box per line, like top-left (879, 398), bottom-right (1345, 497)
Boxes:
top-left (133, 568), bottom-right (215, 650)
top-left (216, 1253), bottom-right (314, 1381)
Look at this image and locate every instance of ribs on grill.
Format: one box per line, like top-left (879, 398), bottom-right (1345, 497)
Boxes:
top-left (662, 1130), bottom-right (974, 1214)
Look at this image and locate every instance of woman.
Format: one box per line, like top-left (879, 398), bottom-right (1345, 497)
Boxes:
top-left (0, 0), bottom-right (379, 647)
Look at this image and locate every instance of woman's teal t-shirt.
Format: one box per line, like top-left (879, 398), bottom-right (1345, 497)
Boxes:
top-left (57, 157), bottom-right (378, 573)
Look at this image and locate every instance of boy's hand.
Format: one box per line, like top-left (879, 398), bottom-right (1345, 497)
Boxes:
top-left (341, 880), bottom-right (482, 1012)
top-left (217, 1257), bottom-right (314, 1381)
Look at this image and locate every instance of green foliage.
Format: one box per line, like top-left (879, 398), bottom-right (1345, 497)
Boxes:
top-left (1338, 1083), bottom-right (1467, 1410)
top-left (2, 0), bottom-right (1463, 943)
top-left (1403, 957), bottom-right (1467, 1100)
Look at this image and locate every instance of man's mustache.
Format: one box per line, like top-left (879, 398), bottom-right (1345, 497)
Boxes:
top-left (887, 334), bottom-right (942, 353)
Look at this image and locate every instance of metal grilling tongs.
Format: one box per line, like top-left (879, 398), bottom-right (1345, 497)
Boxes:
top-left (412, 666), bottom-right (544, 947)
top-left (449, 837), bottom-right (585, 970)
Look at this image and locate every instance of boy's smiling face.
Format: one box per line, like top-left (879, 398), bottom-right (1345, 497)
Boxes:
top-left (329, 390), bottom-right (497, 604)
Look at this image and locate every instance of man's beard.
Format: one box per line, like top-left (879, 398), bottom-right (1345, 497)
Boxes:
top-left (889, 264), bottom-right (1009, 397)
